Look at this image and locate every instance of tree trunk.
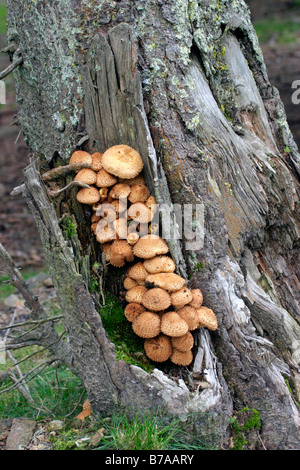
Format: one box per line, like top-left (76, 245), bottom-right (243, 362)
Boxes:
top-left (5, 0), bottom-right (300, 449)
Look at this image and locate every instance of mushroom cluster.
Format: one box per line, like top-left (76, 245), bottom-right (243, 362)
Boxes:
top-left (72, 145), bottom-right (218, 367)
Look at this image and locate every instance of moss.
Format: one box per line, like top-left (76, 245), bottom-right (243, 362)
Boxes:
top-left (230, 407), bottom-right (261, 450)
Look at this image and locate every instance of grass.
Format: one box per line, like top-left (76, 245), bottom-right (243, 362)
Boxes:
top-left (254, 17), bottom-right (300, 44)
top-left (0, 3), bottom-right (6, 35)
top-left (0, 266), bottom-right (48, 300)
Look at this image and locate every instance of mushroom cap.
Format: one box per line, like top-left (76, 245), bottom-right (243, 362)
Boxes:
top-left (101, 242), bottom-right (113, 262)
top-left (143, 255), bottom-right (176, 274)
top-left (133, 235), bottom-right (169, 259)
top-left (124, 303), bottom-right (145, 322)
top-left (110, 240), bottom-right (134, 267)
top-left (132, 311), bottom-right (161, 338)
top-left (109, 183), bottom-right (131, 200)
top-left (171, 332), bottom-right (194, 352)
top-left (127, 233), bottom-right (140, 246)
top-left (96, 169), bottom-right (118, 188)
top-left (91, 152), bottom-right (103, 171)
top-left (119, 175), bottom-right (146, 186)
top-left (128, 184), bottom-right (150, 204)
top-left (196, 307), bottom-right (218, 331)
top-left (70, 150), bottom-right (92, 166)
top-left (98, 187), bottom-right (108, 201)
top-left (97, 203), bottom-right (117, 222)
top-left (110, 199), bottom-right (127, 216)
top-left (127, 262), bottom-right (148, 281)
top-left (102, 145), bottom-right (144, 179)
top-left (170, 349), bottom-right (193, 366)
top-left (141, 287), bottom-right (172, 312)
top-left (160, 311), bottom-right (189, 337)
top-left (145, 195), bottom-right (157, 209)
top-left (145, 273), bottom-right (186, 292)
top-left (177, 306), bottom-right (199, 331)
top-left (74, 168), bottom-right (97, 185)
top-left (95, 220), bottom-right (116, 244)
top-left (144, 334), bottom-right (173, 362)
top-left (127, 202), bottom-right (153, 224)
top-left (125, 285), bottom-right (148, 304)
top-left (76, 186), bottom-right (100, 205)
top-left (171, 287), bottom-right (193, 309)
top-left (123, 277), bottom-right (138, 290)
top-left (188, 289), bottom-right (204, 309)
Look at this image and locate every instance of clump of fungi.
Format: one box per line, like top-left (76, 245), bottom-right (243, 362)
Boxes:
top-left (72, 145), bottom-right (218, 367)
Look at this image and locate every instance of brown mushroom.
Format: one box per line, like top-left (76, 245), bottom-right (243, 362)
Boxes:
top-left (171, 332), bottom-right (194, 352)
top-left (144, 334), bottom-right (173, 362)
top-left (95, 220), bottom-right (116, 244)
top-left (171, 287), bottom-right (193, 309)
top-left (74, 168), bottom-right (97, 185)
top-left (113, 218), bottom-right (128, 239)
top-left (132, 311), bottom-right (161, 339)
top-left (70, 150), bottom-right (92, 167)
top-left (145, 195), bottom-right (157, 209)
top-left (170, 349), bottom-right (193, 366)
top-left (97, 203), bottom-right (117, 222)
top-left (91, 152), bottom-right (103, 171)
top-left (188, 289), bottom-right (204, 309)
top-left (128, 184), bottom-right (150, 204)
top-left (145, 273), bottom-right (186, 292)
top-left (124, 303), bottom-right (145, 322)
top-left (196, 307), bottom-right (218, 331)
top-left (125, 285), bottom-right (148, 304)
top-left (133, 235), bottom-right (169, 259)
top-left (127, 233), bottom-right (140, 246)
top-left (101, 145), bottom-right (144, 179)
top-left (99, 187), bottom-right (108, 202)
top-left (101, 242), bottom-right (113, 262)
top-left (127, 202), bottom-right (153, 224)
top-left (110, 199), bottom-right (127, 217)
top-left (177, 306), bottom-right (199, 331)
top-left (76, 186), bottom-right (100, 205)
top-left (123, 277), bottom-right (138, 290)
top-left (127, 262), bottom-right (148, 281)
top-left (160, 311), bottom-right (189, 337)
top-left (143, 256), bottom-right (176, 274)
top-left (109, 183), bottom-right (131, 200)
top-left (96, 169), bottom-right (118, 188)
top-left (119, 175), bottom-right (146, 186)
top-left (110, 240), bottom-right (134, 267)
top-left (141, 287), bottom-right (172, 312)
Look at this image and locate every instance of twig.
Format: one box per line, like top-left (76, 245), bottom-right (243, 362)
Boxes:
top-left (47, 180), bottom-right (90, 198)
top-left (0, 358), bottom-right (55, 395)
top-left (10, 183), bottom-right (25, 197)
top-left (64, 388), bottom-right (86, 418)
top-left (0, 56), bottom-right (23, 80)
top-left (0, 315), bottom-right (63, 332)
top-left (42, 162), bottom-right (92, 182)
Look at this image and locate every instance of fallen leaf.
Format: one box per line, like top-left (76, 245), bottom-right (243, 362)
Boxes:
top-left (88, 428), bottom-right (105, 447)
top-left (75, 399), bottom-right (92, 422)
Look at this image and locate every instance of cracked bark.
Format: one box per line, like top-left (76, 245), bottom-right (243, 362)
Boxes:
top-left (5, 0), bottom-right (300, 449)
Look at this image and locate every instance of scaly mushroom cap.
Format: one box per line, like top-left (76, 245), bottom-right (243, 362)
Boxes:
top-left (188, 289), bottom-right (204, 309)
top-left (127, 202), bottom-right (153, 224)
top-left (97, 203), bottom-right (117, 222)
top-left (123, 277), bottom-right (138, 290)
top-left (128, 184), bottom-right (150, 204)
top-left (124, 303), bottom-right (145, 322)
top-left (110, 199), bottom-right (127, 217)
top-left (132, 311), bottom-right (161, 338)
top-left (102, 145), bottom-right (144, 179)
top-left (110, 240), bottom-right (134, 267)
top-left (125, 285), bottom-right (148, 304)
top-left (95, 220), bottom-right (115, 244)
top-left (109, 183), bottom-right (131, 200)
top-left (91, 152), bottom-right (103, 171)
top-left (96, 169), bottom-right (118, 188)
top-left (133, 235), bottom-right (169, 259)
top-left (196, 307), bottom-right (218, 331)
top-left (70, 150), bottom-right (92, 167)
top-left (160, 311), bottom-right (189, 337)
top-left (171, 332), bottom-right (194, 352)
top-left (76, 186), bottom-right (100, 205)
top-left (119, 175), bottom-right (146, 186)
top-left (74, 168), bottom-right (97, 185)
top-left (101, 242), bottom-right (113, 262)
top-left (144, 334), bottom-right (173, 362)
top-left (143, 255), bottom-right (176, 274)
top-left (127, 262), bottom-right (148, 281)
top-left (170, 349), bottom-right (193, 366)
top-left (177, 306), bottom-right (199, 331)
top-left (171, 287), bottom-right (193, 309)
top-left (145, 273), bottom-right (186, 292)
top-left (141, 287), bottom-right (171, 312)
top-left (145, 195), bottom-right (157, 209)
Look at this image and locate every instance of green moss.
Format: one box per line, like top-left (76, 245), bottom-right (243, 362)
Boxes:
top-left (99, 294), bottom-right (153, 372)
top-left (230, 407), bottom-right (261, 450)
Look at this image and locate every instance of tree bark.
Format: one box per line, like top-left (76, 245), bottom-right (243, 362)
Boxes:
top-left (5, 0), bottom-right (300, 449)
